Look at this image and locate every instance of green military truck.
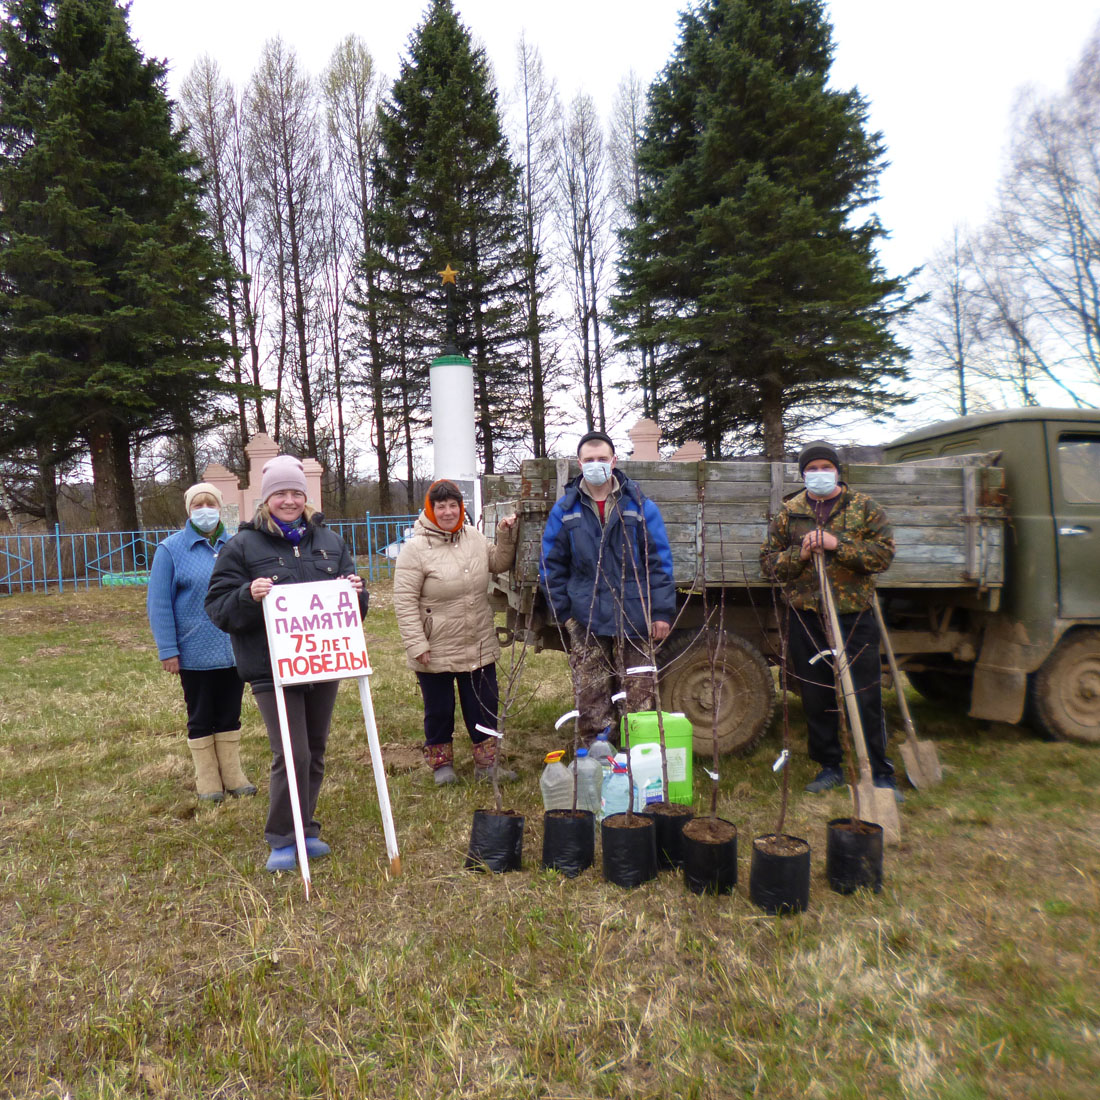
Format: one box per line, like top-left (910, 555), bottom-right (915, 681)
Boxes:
top-left (883, 407), bottom-right (1099, 745)
top-left (482, 407), bottom-right (1099, 753)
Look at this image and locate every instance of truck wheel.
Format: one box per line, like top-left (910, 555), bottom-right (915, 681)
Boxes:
top-left (1032, 629), bottom-right (1100, 745)
top-left (658, 629), bottom-right (775, 756)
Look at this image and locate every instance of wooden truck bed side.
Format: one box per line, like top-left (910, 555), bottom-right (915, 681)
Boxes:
top-left (483, 456), bottom-right (1007, 604)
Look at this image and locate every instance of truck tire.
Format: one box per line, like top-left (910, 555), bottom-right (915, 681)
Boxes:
top-left (1031, 629), bottom-right (1100, 745)
top-left (658, 629), bottom-right (775, 757)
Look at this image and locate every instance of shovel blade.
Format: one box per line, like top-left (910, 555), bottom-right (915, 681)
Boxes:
top-left (851, 780), bottom-right (902, 846)
top-left (900, 734), bottom-right (942, 789)
top-left (915, 738), bottom-right (943, 785)
top-left (899, 738), bottom-right (928, 790)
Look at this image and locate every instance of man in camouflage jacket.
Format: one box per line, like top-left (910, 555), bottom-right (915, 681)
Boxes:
top-left (760, 441), bottom-right (898, 795)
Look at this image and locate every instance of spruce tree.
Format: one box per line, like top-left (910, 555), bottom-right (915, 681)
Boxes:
top-left (0, 0), bottom-right (229, 528)
top-left (614, 0), bottom-right (912, 458)
top-left (368, 0), bottom-right (526, 474)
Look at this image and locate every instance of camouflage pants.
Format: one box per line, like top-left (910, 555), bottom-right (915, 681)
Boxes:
top-left (567, 630), bottom-right (656, 744)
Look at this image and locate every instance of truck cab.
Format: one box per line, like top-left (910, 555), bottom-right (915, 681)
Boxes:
top-left (885, 408), bottom-right (1100, 742)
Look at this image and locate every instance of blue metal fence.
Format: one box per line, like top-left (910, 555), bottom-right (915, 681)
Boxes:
top-left (0, 514), bottom-right (419, 596)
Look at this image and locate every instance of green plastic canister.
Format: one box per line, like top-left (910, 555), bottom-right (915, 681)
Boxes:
top-left (620, 711), bottom-right (693, 806)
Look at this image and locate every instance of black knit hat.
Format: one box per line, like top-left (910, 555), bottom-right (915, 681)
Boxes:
top-left (797, 441), bottom-right (840, 475)
top-left (576, 430), bottom-right (616, 455)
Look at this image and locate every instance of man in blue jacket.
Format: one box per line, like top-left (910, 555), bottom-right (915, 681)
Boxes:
top-left (540, 431), bottom-right (676, 745)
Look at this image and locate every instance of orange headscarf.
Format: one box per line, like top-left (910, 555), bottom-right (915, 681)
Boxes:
top-left (423, 480), bottom-right (465, 533)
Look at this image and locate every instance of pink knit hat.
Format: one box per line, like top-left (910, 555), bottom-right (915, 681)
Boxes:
top-left (260, 455), bottom-right (308, 502)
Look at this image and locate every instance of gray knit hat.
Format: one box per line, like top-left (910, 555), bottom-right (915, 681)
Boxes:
top-left (260, 455), bottom-right (308, 502)
top-left (797, 441), bottom-right (841, 475)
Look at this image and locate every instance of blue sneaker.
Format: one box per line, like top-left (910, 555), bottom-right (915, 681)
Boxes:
top-left (266, 845), bottom-right (296, 872)
top-left (873, 778), bottom-right (905, 803)
top-left (805, 766), bottom-right (845, 793)
top-left (305, 837), bottom-right (331, 859)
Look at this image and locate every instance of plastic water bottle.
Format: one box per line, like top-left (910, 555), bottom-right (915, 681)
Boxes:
top-left (589, 727), bottom-right (617, 772)
top-left (540, 750), bottom-right (573, 811)
top-left (569, 747), bottom-right (604, 815)
top-left (629, 742), bottom-right (665, 810)
top-left (600, 755), bottom-right (631, 820)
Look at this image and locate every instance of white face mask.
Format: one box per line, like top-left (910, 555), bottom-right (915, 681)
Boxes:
top-left (190, 507), bottom-right (220, 532)
top-left (581, 460), bottom-right (613, 487)
top-left (804, 470), bottom-right (838, 496)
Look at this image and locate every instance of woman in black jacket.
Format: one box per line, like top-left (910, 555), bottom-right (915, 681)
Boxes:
top-left (206, 455), bottom-right (367, 873)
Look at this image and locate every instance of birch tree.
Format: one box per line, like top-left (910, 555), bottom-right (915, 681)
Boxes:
top-left (608, 71), bottom-right (660, 422)
top-left (180, 56), bottom-right (254, 451)
top-left (323, 35), bottom-right (396, 510)
top-left (513, 34), bottom-right (560, 456)
top-left (979, 31), bottom-right (1100, 407)
top-left (247, 37), bottom-right (324, 456)
top-left (557, 91), bottom-right (612, 432)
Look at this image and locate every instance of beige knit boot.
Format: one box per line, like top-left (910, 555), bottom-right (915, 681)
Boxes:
top-left (213, 730), bottom-right (257, 797)
top-left (188, 735), bottom-right (225, 802)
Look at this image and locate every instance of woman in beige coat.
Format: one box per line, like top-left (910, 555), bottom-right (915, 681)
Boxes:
top-left (394, 480), bottom-right (519, 784)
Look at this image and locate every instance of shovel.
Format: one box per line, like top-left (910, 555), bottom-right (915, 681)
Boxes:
top-left (872, 594), bottom-right (942, 789)
top-left (814, 556), bottom-right (902, 846)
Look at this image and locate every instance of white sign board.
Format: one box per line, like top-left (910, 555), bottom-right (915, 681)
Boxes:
top-left (263, 579), bottom-right (370, 686)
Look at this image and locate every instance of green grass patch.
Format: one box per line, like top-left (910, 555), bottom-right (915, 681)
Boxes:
top-left (0, 585), bottom-right (1098, 1098)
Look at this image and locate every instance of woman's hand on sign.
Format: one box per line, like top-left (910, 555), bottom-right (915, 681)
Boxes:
top-left (161, 657), bottom-right (180, 674)
top-left (498, 513), bottom-right (518, 531)
top-left (416, 650), bottom-right (431, 666)
top-left (250, 576), bottom-right (275, 601)
top-left (345, 573), bottom-right (364, 592)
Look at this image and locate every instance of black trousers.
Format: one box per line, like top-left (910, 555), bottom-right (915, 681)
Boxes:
top-left (254, 680), bottom-right (340, 849)
top-left (416, 664), bottom-right (498, 746)
top-left (178, 667), bottom-right (244, 739)
top-left (786, 607), bottom-right (894, 781)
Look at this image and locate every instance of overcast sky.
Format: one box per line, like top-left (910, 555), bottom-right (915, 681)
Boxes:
top-left (127, 0), bottom-right (1100, 280)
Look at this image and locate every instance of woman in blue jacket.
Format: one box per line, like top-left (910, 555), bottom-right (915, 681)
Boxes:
top-left (147, 483), bottom-right (252, 803)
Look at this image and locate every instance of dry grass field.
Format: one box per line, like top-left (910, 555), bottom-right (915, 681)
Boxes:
top-left (0, 583), bottom-right (1097, 1099)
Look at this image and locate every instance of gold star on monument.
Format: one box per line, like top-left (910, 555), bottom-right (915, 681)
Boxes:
top-left (438, 263), bottom-right (458, 285)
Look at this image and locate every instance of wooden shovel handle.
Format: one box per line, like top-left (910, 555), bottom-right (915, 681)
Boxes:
top-left (871, 594), bottom-right (919, 742)
top-left (814, 555), bottom-right (873, 779)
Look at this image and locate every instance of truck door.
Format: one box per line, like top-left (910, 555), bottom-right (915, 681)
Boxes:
top-left (1049, 427), bottom-right (1100, 620)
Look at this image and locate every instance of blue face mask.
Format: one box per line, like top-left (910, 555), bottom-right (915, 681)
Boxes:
top-left (581, 460), bottom-right (613, 487)
top-left (190, 507), bottom-right (220, 532)
top-left (804, 470), bottom-right (838, 496)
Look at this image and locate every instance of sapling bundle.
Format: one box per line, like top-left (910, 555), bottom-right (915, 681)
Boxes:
top-left (773, 607), bottom-right (793, 837)
top-left (619, 492), bottom-right (701, 804)
top-left (486, 596), bottom-right (539, 813)
top-left (464, 512), bottom-right (531, 873)
top-left (698, 480), bottom-right (725, 820)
